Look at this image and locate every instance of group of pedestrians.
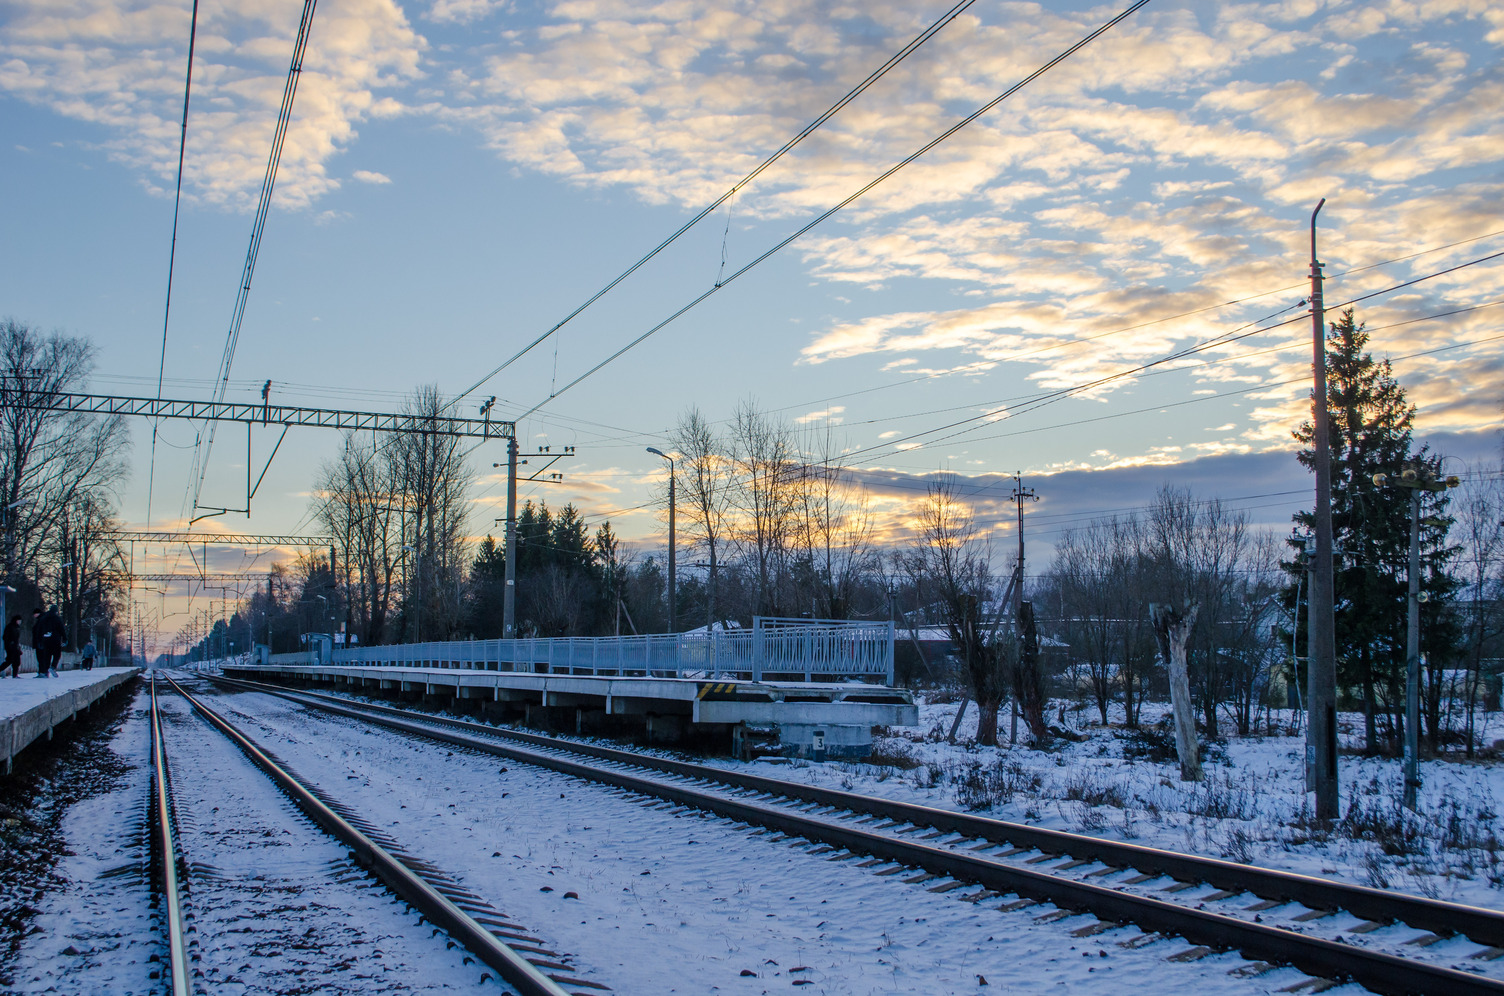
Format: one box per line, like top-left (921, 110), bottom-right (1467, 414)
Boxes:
top-left (1, 605), bottom-right (90, 678)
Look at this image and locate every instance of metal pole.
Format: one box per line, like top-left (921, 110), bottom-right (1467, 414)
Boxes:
top-left (667, 463), bottom-right (676, 634)
top-left (1306, 199), bottom-right (1340, 820)
top-left (1404, 489), bottom-right (1421, 811)
top-left (503, 435), bottom-right (518, 639)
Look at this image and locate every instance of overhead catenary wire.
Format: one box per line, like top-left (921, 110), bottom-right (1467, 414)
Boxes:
top-left (449, 0), bottom-right (985, 410)
top-left (187, 0), bottom-right (319, 515)
top-left (513, 0), bottom-right (1156, 421)
top-left (838, 248), bottom-right (1504, 463)
top-left (145, 0), bottom-right (201, 542)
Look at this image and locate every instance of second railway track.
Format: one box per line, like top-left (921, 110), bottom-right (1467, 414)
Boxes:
top-left (205, 670), bottom-right (1504, 996)
top-left (148, 673), bottom-right (601, 995)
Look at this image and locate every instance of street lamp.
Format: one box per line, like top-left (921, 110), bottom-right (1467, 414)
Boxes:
top-left (1373, 463), bottom-right (1460, 811)
top-left (647, 447), bottom-right (676, 633)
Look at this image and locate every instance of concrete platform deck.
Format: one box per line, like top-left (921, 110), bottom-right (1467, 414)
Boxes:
top-left (223, 662), bottom-right (917, 758)
top-left (0, 667), bottom-right (140, 771)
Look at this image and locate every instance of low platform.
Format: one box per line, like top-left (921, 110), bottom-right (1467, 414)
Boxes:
top-left (0, 667), bottom-right (140, 772)
top-left (223, 663), bottom-right (918, 759)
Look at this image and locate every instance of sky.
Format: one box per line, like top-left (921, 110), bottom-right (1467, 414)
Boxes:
top-left (2, 0), bottom-right (1502, 650)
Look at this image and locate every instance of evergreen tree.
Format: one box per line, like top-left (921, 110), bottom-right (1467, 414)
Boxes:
top-left (1290, 309), bottom-right (1459, 751)
top-left (464, 535), bottom-right (508, 637)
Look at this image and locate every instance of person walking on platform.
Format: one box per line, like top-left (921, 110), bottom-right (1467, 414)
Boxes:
top-left (80, 638), bottom-right (96, 671)
top-left (33, 605), bottom-right (63, 677)
top-left (3, 614), bottom-right (20, 678)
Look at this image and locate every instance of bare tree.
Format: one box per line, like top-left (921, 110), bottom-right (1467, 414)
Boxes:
top-left (1454, 462), bottom-right (1504, 755)
top-left (729, 400), bottom-right (797, 616)
top-left (0, 320), bottom-right (128, 608)
top-left (314, 434), bottom-right (401, 645)
top-left (793, 422), bottom-right (877, 619)
top-left (910, 478), bottom-right (1010, 745)
top-left (389, 386), bottom-right (473, 642)
top-left (670, 407), bottom-right (732, 631)
top-left (1145, 486), bottom-right (1255, 737)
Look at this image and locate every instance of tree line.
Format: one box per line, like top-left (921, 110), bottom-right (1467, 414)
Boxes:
top-left (0, 319), bottom-right (129, 656)
top-left (261, 311), bottom-right (1503, 760)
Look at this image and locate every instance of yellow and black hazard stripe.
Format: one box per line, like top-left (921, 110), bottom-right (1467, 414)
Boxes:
top-left (696, 682), bottom-right (740, 699)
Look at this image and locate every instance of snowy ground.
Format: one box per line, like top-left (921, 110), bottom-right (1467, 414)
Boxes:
top-left (703, 697), bottom-right (1504, 912)
top-left (190, 679), bottom-right (1355, 995)
top-left (16, 670), bottom-right (1503, 995)
top-left (0, 666), bottom-right (138, 722)
top-left (2, 678), bottom-right (157, 994)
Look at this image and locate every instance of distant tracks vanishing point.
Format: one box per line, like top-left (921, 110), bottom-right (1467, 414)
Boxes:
top-left (206, 669), bottom-right (1504, 996)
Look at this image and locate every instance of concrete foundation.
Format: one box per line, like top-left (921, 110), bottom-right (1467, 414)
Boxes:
top-left (224, 663), bottom-right (917, 759)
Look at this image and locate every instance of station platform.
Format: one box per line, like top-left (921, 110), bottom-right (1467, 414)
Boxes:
top-left (222, 663), bottom-right (918, 759)
top-left (0, 667), bottom-right (140, 772)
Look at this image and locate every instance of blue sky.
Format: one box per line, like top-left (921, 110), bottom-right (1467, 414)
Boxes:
top-left (2, 0), bottom-right (1502, 646)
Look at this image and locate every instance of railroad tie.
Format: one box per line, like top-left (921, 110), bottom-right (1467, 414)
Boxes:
top-left (1167, 946), bottom-right (1214, 963)
top-left (1071, 921), bottom-right (1122, 938)
top-left (1403, 931), bottom-right (1453, 948)
top-left (1346, 920), bottom-right (1388, 935)
top-left (1277, 978), bottom-right (1342, 993)
top-left (1227, 961), bottom-right (1279, 978)
top-left (1291, 908), bottom-right (1336, 922)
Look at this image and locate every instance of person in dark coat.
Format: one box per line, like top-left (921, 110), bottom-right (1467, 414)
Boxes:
top-left (34, 606), bottom-right (64, 677)
top-left (3, 614), bottom-right (20, 678)
top-left (30, 608), bottom-right (43, 677)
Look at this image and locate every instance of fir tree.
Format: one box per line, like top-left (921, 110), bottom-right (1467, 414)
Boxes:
top-left (1290, 309), bottom-right (1459, 751)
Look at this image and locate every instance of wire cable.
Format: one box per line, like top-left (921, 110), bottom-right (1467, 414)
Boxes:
top-left (188, 0), bottom-right (319, 513)
top-left (517, 0), bottom-right (1155, 421)
top-left (841, 247), bottom-right (1504, 462)
top-left (449, 0), bottom-right (984, 409)
top-left (144, 0), bottom-right (200, 537)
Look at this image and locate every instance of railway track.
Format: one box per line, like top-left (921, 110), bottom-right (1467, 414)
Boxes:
top-left (147, 672), bottom-right (601, 996)
top-left (209, 670), bottom-right (1504, 996)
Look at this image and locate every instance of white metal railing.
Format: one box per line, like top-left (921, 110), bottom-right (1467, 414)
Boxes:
top-left (319, 617), bottom-right (895, 683)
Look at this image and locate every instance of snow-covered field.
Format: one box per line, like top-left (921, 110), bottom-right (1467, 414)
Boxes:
top-left (716, 697), bottom-right (1504, 912)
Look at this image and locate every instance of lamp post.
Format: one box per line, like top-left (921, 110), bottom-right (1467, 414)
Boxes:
top-left (1374, 462), bottom-right (1460, 810)
top-left (647, 447), bottom-right (676, 633)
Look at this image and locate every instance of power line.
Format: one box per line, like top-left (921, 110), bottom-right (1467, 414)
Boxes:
top-left (450, 0), bottom-right (984, 409)
top-left (188, 0), bottom-right (319, 514)
top-left (840, 248), bottom-right (1504, 463)
top-left (145, 0), bottom-right (201, 540)
top-left (514, 0), bottom-right (1155, 420)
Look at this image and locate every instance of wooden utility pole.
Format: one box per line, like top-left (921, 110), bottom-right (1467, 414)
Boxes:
top-left (1009, 473), bottom-right (1038, 744)
top-left (1307, 200), bottom-right (1339, 820)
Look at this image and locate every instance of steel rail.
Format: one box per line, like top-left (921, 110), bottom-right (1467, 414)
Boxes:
top-left (149, 674), bottom-right (192, 996)
top-left (161, 674), bottom-right (572, 996)
top-left (209, 672), bottom-right (1504, 996)
top-left (217, 672), bottom-right (1504, 948)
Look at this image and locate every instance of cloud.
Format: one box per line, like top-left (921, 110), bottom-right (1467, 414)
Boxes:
top-left (352, 168), bottom-right (391, 184)
top-left (0, 0), bottom-right (425, 210)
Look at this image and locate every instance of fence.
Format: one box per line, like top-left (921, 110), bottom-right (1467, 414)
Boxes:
top-left (308, 617), bottom-right (895, 683)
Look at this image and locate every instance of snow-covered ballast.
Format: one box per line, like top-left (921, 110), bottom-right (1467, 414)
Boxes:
top-left (226, 618), bottom-right (914, 759)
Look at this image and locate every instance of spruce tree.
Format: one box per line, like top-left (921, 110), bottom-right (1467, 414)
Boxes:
top-left (1290, 309), bottom-right (1458, 752)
